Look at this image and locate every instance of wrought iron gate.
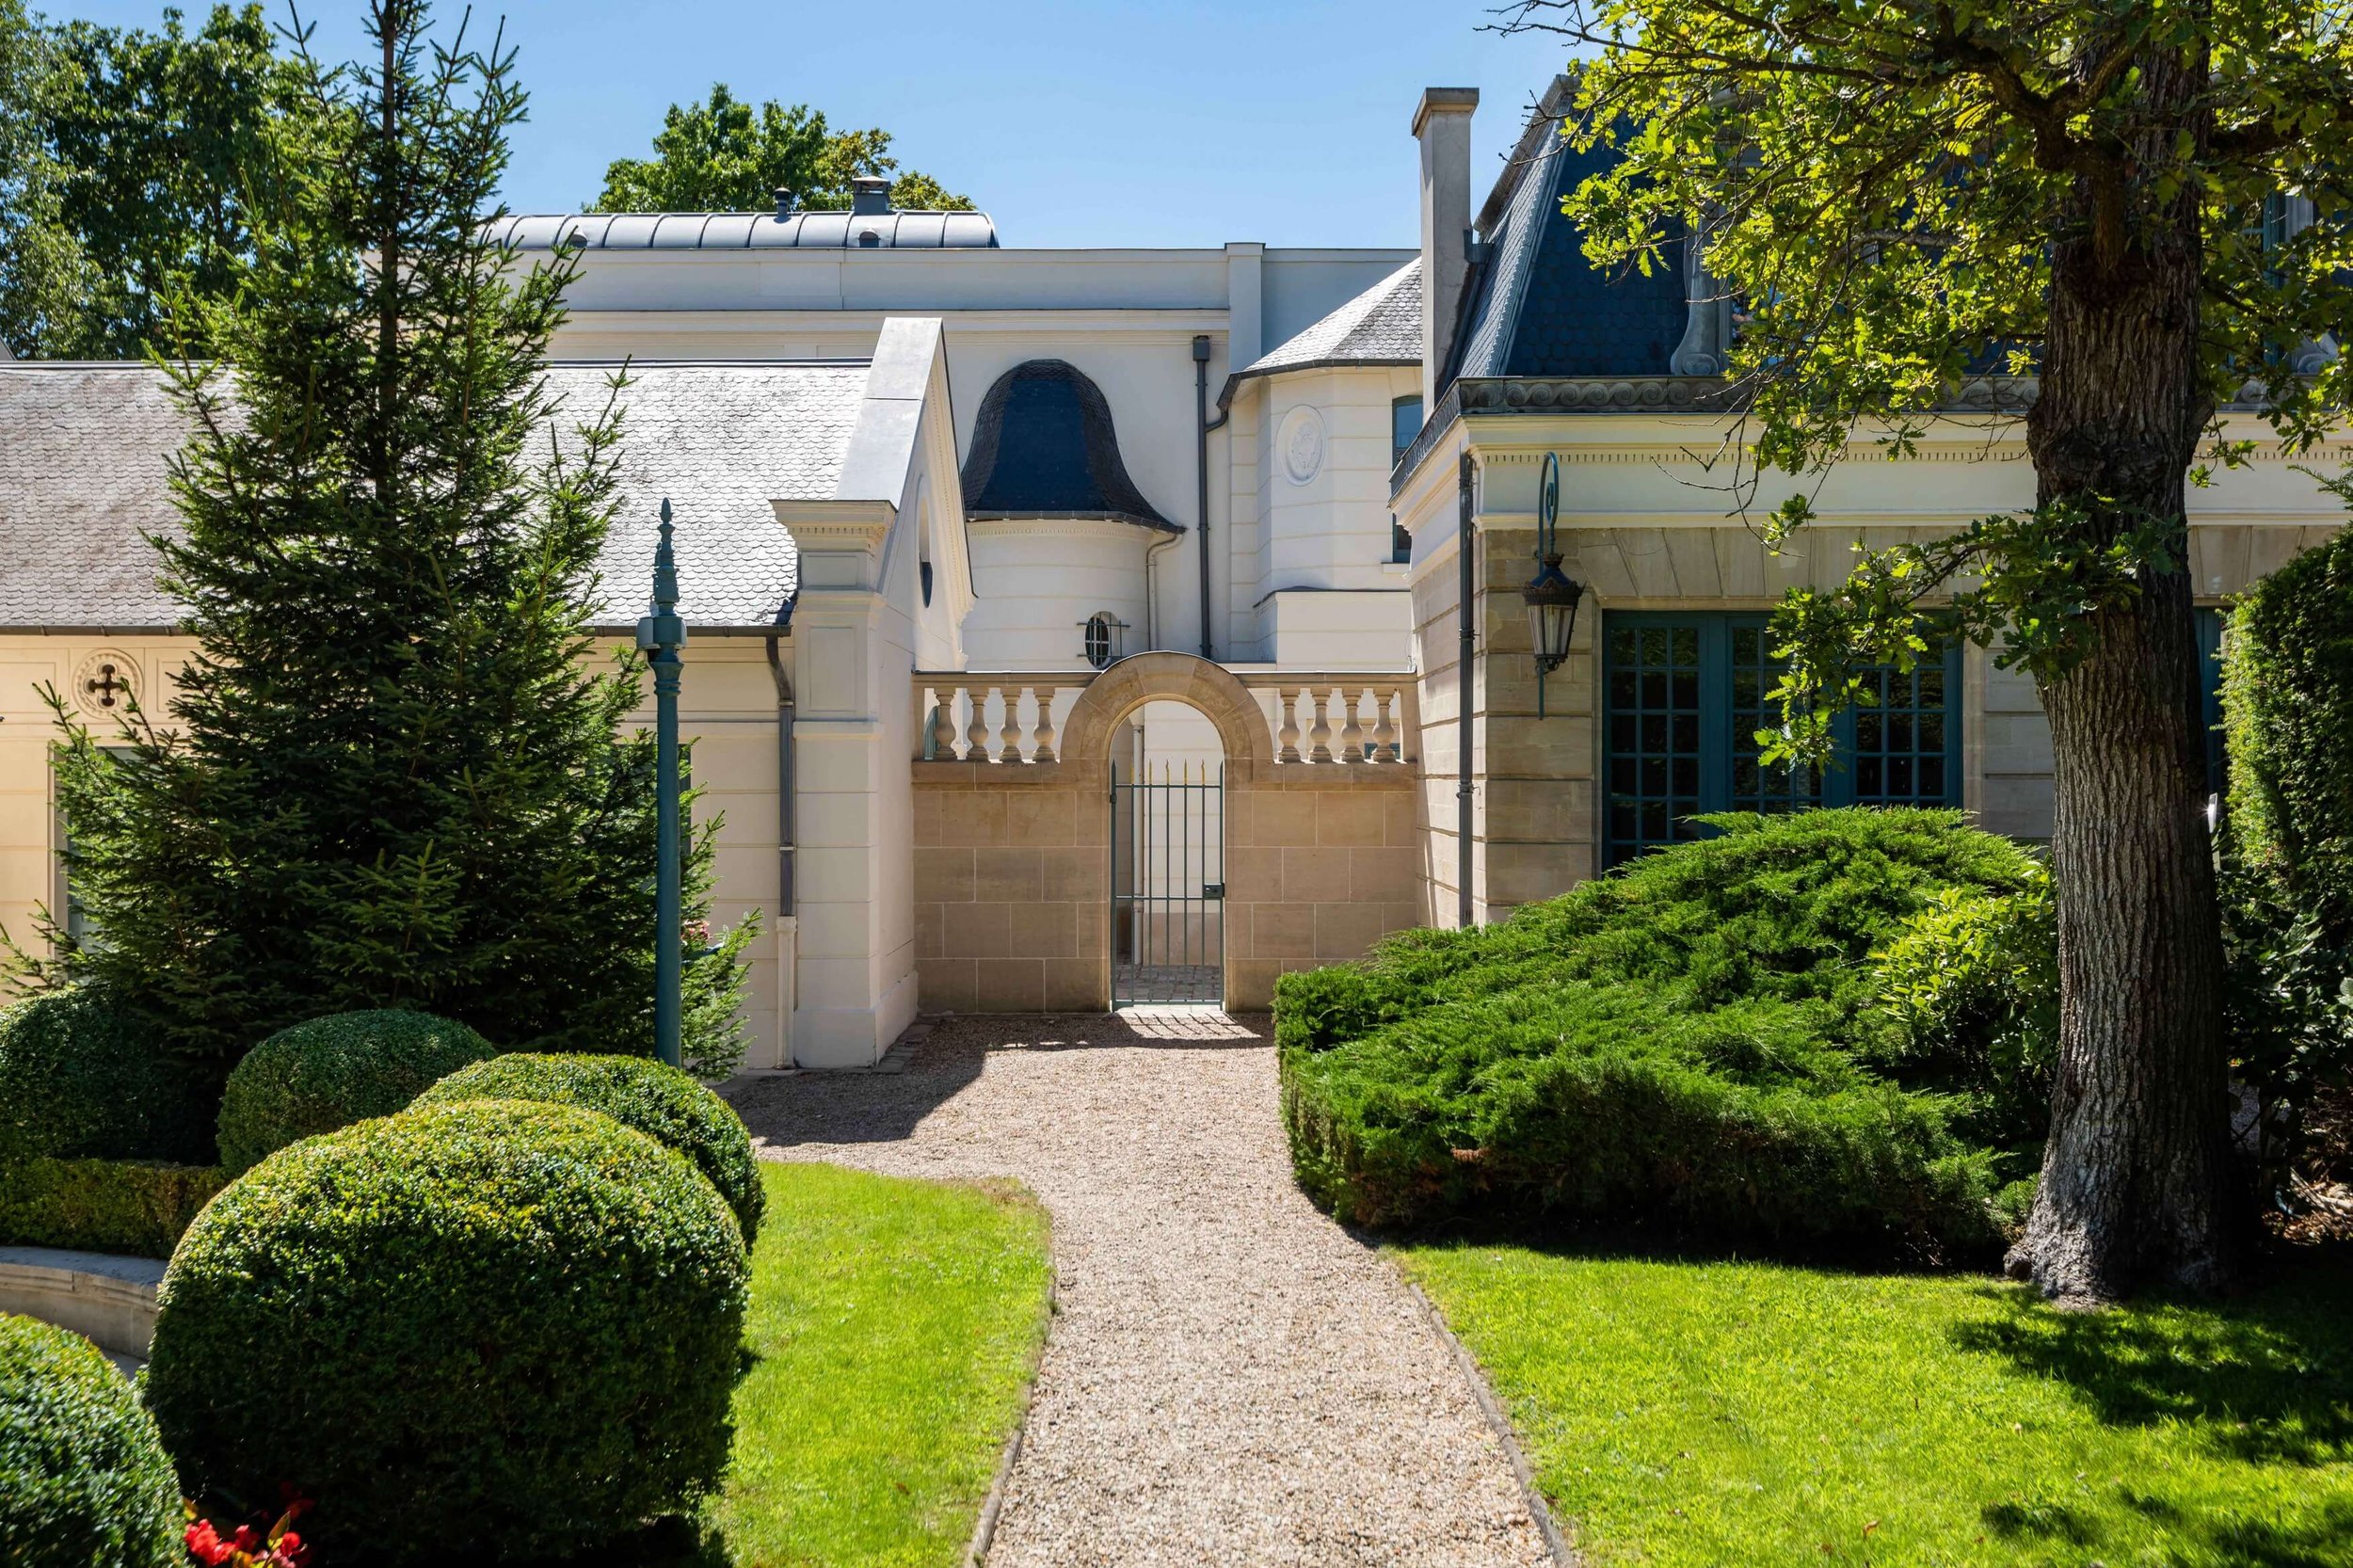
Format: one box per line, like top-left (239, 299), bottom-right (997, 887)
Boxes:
top-left (1110, 761), bottom-right (1225, 1006)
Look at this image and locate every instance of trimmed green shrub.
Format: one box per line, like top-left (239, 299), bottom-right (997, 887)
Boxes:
top-left (0, 1313), bottom-right (181, 1568)
top-left (1867, 869), bottom-right (2058, 1146)
top-left (215, 1008), bottom-right (495, 1174)
top-left (2225, 522), bottom-right (2353, 940)
top-left (2221, 525), bottom-right (2353, 1135)
top-left (147, 1099), bottom-right (747, 1563)
top-left (0, 988), bottom-right (213, 1165)
top-left (0, 1159), bottom-right (227, 1256)
top-left (1277, 808), bottom-right (2044, 1255)
top-left (416, 1052), bottom-right (763, 1245)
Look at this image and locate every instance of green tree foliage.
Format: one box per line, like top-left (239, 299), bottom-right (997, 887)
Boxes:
top-left (0, 4), bottom-right (318, 359)
top-left (1509, 0), bottom-right (2353, 1301)
top-left (0, 0), bottom-right (90, 357)
top-left (591, 81), bottom-right (973, 213)
top-left (46, 0), bottom-right (753, 1079)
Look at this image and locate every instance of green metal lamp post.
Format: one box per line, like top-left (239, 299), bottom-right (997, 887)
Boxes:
top-left (638, 499), bottom-right (687, 1069)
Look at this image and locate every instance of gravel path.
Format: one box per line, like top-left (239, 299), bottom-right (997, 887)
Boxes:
top-left (726, 1010), bottom-right (1554, 1568)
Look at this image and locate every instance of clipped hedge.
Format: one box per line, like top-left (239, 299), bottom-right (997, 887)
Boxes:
top-left (215, 1008), bottom-right (496, 1174)
top-left (147, 1099), bottom-right (747, 1563)
top-left (0, 988), bottom-right (212, 1165)
top-left (0, 1314), bottom-right (182, 1568)
top-left (2220, 526), bottom-right (2353, 1132)
top-left (1277, 808), bottom-right (2042, 1256)
top-left (2224, 523), bottom-right (2353, 939)
top-left (0, 1158), bottom-right (227, 1256)
top-left (416, 1051), bottom-right (763, 1245)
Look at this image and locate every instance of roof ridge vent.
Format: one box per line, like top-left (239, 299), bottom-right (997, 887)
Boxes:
top-left (849, 176), bottom-right (892, 216)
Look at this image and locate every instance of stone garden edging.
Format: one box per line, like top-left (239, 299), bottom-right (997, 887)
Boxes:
top-left (0, 1244), bottom-right (165, 1362)
top-left (964, 1271), bottom-right (1055, 1565)
top-left (1407, 1280), bottom-right (1582, 1568)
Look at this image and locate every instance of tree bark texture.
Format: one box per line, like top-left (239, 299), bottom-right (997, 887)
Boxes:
top-left (2008, 44), bottom-right (2239, 1303)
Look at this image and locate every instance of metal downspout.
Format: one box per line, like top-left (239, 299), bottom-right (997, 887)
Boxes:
top-left (763, 623), bottom-right (796, 917)
top-left (1193, 335), bottom-right (1228, 662)
top-left (1456, 452), bottom-right (1477, 930)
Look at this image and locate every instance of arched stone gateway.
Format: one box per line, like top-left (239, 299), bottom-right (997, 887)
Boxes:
top-left (911, 654), bottom-right (1429, 1014)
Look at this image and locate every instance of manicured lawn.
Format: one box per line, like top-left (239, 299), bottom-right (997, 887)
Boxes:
top-left (709, 1161), bottom-right (1052, 1568)
top-left (1398, 1245), bottom-right (2353, 1567)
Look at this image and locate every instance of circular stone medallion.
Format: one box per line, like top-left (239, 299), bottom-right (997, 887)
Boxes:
top-left (72, 649), bottom-right (138, 718)
top-left (1278, 406), bottom-right (1326, 486)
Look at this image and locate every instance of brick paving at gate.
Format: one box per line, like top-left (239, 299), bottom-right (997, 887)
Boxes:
top-left (726, 1012), bottom-right (1553, 1568)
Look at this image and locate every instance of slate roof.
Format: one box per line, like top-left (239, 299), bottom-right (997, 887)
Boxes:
top-left (0, 360), bottom-right (867, 632)
top-left (487, 209), bottom-right (1000, 251)
top-left (1233, 259), bottom-right (1420, 380)
top-left (1447, 80), bottom-right (1689, 386)
top-left (959, 360), bottom-right (1176, 532)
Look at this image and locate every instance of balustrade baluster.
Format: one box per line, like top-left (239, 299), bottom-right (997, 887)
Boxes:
top-left (1307, 690), bottom-right (1333, 762)
top-left (999, 686), bottom-right (1024, 762)
top-left (1338, 687), bottom-right (1364, 762)
top-left (930, 688), bottom-right (958, 760)
top-left (965, 688), bottom-right (990, 762)
top-left (1276, 688), bottom-right (1301, 763)
top-left (1370, 687), bottom-right (1399, 762)
top-left (1032, 685), bottom-right (1057, 762)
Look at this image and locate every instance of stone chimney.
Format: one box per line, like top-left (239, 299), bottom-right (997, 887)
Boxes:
top-left (1414, 87), bottom-right (1479, 408)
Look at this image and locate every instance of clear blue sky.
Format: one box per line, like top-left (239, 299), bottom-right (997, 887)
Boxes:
top-left (57, 0), bottom-right (1582, 248)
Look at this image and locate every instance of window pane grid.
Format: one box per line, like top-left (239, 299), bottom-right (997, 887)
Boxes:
top-left (1844, 660), bottom-right (1948, 807)
top-left (1605, 614), bottom-right (1960, 869)
top-left (1729, 624), bottom-right (1818, 814)
top-left (1606, 621), bottom-right (1707, 863)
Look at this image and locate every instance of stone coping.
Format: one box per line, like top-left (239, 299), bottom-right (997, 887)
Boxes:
top-left (0, 1245), bottom-right (165, 1360)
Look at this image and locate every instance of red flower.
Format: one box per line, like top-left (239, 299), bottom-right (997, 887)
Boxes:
top-left (184, 1520), bottom-right (234, 1567)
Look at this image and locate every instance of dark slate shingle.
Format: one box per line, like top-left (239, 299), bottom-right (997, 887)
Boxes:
top-left (1235, 260), bottom-right (1420, 378)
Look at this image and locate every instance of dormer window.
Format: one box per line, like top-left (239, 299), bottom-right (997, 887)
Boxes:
top-left (1081, 612), bottom-right (1128, 670)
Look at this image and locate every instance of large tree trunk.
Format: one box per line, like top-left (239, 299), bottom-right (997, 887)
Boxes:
top-left (2005, 46), bottom-right (2240, 1303)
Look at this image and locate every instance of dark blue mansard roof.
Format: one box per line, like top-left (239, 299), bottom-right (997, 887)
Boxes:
top-left (1446, 86), bottom-right (1690, 386)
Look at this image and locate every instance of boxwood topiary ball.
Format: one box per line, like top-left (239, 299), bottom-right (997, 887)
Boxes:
top-left (0, 987), bottom-right (211, 1164)
top-left (214, 1008), bottom-right (496, 1174)
top-left (416, 1052), bottom-right (764, 1246)
top-left (0, 1313), bottom-right (182, 1568)
top-left (147, 1099), bottom-right (747, 1563)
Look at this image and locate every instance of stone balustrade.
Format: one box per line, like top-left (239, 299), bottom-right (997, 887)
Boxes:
top-left (914, 670), bottom-right (1417, 765)
top-left (1234, 675), bottom-right (1417, 765)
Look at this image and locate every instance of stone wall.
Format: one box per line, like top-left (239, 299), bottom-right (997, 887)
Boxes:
top-left (911, 653), bottom-right (1427, 1013)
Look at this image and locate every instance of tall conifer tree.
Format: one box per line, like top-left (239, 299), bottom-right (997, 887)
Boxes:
top-left (46, 0), bottom-right (752, 1079)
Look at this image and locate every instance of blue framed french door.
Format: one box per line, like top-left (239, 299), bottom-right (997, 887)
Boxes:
top-left (1604, 612), bottom-right (1964, 868)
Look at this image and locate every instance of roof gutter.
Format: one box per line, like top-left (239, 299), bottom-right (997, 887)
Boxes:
top-left (1215, 355), bottom-right (1418, 415)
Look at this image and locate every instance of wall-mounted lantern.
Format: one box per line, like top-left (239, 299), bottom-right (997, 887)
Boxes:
top-left (1522, 452), bottom-right (1586, 717)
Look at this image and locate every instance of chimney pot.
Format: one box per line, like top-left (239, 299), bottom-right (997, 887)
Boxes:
top-left (850, 176), bottom-right (892, 216)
